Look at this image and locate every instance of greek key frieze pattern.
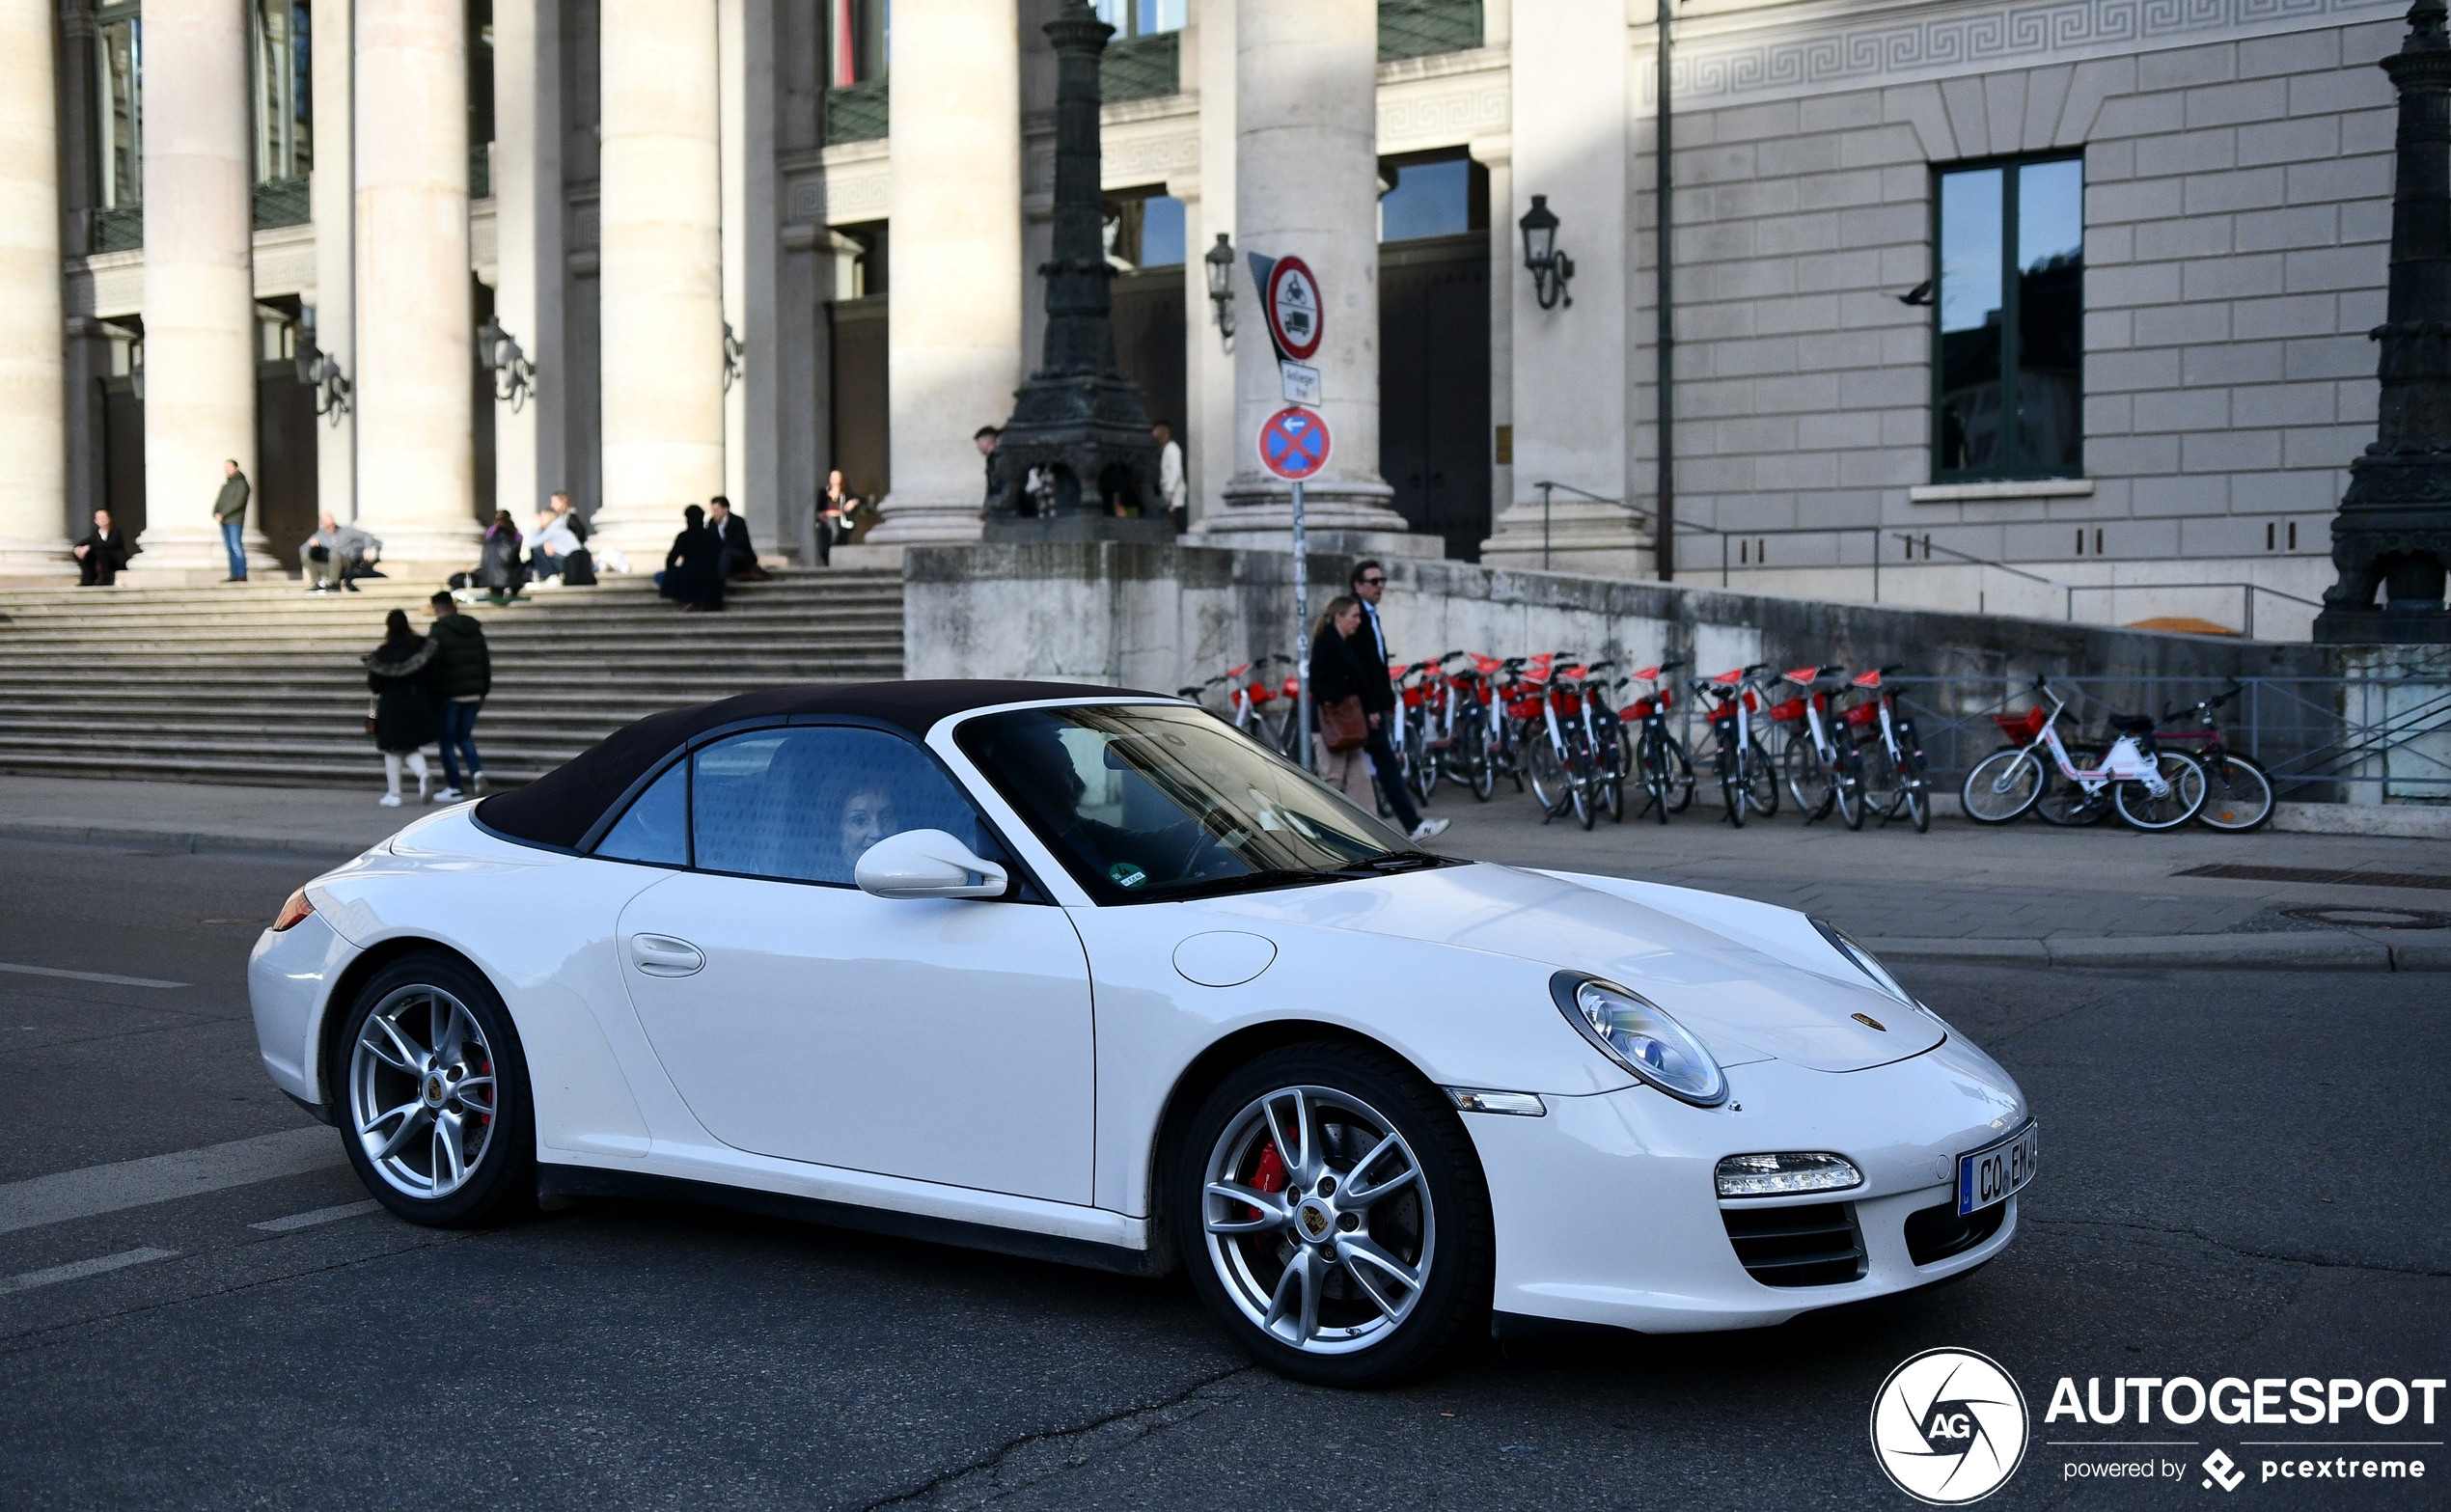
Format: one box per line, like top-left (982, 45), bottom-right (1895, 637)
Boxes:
top-left (1666, 0), bottom-right (2399, 106)
top-left (1378, 79), bottom-right (1509, 152)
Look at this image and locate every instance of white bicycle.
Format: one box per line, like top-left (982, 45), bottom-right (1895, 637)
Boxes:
top-left (1960, 676), bottom-right (2207, 832)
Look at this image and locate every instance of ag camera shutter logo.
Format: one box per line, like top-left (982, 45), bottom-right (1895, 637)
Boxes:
top-left (1871, 1348), bottom-right (2031, 1503)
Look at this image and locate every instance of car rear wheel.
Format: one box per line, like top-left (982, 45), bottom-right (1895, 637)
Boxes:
top-left (333, 950), bottom-right (535, 1227)
top-left (1174, 1043), bottom-right (1492, 1388)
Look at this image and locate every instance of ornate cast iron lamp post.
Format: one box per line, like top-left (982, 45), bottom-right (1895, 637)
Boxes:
top-left (988, 0), bottom-right (1161, 532)
top-left (2318, 0), bottom-right (2451, 643)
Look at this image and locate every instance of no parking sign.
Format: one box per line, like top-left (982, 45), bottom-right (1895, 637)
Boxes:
top-left (1257, 406), bottom-right (1332, 481)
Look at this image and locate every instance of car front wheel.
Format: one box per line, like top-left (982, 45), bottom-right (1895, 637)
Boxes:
top-left (333, 950), bottom-right (535, 1227)
top-left (1174, 1043), bottom-right (1493, 1388)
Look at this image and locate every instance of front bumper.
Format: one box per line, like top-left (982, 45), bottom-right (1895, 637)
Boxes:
top-left (1467, 1035), bottom-right (2027, 1333)
top-left (247, 911), bottom-right (353, 1106)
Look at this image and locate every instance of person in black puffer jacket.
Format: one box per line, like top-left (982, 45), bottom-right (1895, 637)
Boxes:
top-left (363, 609), bottom-right (438, 807)
top-left (425, 592), bottom-right (492, 801)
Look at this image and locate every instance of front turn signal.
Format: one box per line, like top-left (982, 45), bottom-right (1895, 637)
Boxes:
top-left (272, 889), bottom-right (315, 932)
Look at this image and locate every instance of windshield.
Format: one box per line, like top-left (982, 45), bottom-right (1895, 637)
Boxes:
top-left (957, 702), bottom-right (1451, 903)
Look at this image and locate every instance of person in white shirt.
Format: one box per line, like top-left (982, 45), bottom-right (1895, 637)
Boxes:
top-left (524, 509), bottom-right (583, 584)
top-left (1154, 421), bottom-right (1186, 522)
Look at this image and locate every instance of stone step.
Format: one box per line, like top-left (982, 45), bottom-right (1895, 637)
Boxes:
top-left (0, 568), bottom-right (909, 792)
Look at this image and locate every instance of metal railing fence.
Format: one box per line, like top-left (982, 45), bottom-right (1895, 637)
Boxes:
top-left (1663, 673), bottom-right (2451, 804)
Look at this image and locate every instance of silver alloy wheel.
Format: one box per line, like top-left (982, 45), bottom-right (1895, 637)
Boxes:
top-left (1201, 1085), bottom-right (1435, 1356)
top-left (349, 983), bottom-right (499, 1200)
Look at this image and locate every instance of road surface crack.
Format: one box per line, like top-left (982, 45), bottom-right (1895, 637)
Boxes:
top-left (862, 1364), bottom-right (1257, 1510)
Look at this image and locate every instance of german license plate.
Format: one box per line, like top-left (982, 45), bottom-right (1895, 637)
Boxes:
top-left (1957, 1122), bottom-right (2039, 1217)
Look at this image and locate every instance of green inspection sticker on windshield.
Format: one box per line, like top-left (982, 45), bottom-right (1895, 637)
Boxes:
top-left (1108, 862), bottom-right (1147, 890)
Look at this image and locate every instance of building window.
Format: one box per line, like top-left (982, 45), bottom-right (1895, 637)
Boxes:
top-left (825, 0), bottom-right (890, 144)
top-left (1380, 0), bottom-right (1482, 62)
top-left (1093, 1), bottom-right (1183, 36)
top-left (1934, 155), bottom-right (2083, 481)
top-left (1378, 150), bottom-right (1486, 243)
top-left (1103, 192), bottom-right (1184, 269)
top-left (250, 0), bottom-right (310, 182)
top-left (94, 1), bottom-right (143, 250)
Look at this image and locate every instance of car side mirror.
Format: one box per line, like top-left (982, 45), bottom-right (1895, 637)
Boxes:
top-left (854, 829), bottom-right (1010, 900)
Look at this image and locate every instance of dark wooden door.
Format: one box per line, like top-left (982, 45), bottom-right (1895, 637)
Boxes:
top-left (1109, 267), bottom-right (1186, 442)
top-left (828, 294), bottom-right (891, 519)
top-left (255, 363), bottom-right (319, 567)
top-left (102, 377), bottom-right (145, 537)
top-left (1379, 233), bottom-right (1490, 561)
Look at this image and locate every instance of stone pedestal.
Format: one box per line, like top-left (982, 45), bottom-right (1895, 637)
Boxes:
top-left (867, 0), bottom-right (1023, 547)
top-left (589, 0), bottom-right (726, 565)
top-left (2331, 645), bottom-right (2451, 804)
top-left (1196, 0), bottom-right (1414, 549)
top-left (0, 0), bottom-right (69, 573)
top-left (353, 0), bottom-right (480, 572)
top-left (1480, 496), bottom-right (1656, 578)
top-left (130, 0), bottom-right (278, 583)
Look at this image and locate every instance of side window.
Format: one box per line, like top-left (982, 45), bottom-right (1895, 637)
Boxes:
top-left (593, 760), bottom-right (688, 866)
top-left (690, 726), bottom-right (988, 885)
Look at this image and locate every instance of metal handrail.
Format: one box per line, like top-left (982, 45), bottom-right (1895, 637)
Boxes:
top-left (2064, 581), bottom-right (2326, 640)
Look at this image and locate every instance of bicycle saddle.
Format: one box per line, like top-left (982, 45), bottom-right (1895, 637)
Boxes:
top-left (2110, 713), bottom-right (2155, 734)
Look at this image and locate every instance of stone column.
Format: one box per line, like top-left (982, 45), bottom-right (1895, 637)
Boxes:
top-left (354, 0), bottom-right (478, 568)
top-left (589, 0), bottom-right (725, 564)
top-left (861, 0), bottom-right (1023, 552)
top-left (1479, 0), bottom-right (1648, 577)
top-left (0, 0), bottom-right (69, 574)
top-left (310, 0), bottom-right (356, 526)
top-left (492, 0), bottom-right (564, 525)
top-left (135, 0), bottom-right (271, 582)
top-left (1198, 0), bottom-right (1412, 552)
top-left (719, 0), bottom-right (748, 520)
top-left (1180, 0), bottom-right (1235, 526)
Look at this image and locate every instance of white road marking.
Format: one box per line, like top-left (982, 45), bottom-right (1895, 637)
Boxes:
top-left (0, 1127), bottom-right (344, 1236)
top-left (250, 1198), bottom-right (381, 1233)
top-left (0, 1247), bottom-right (180, 1296)
top-left (0, 961), bottom-right (187, 989)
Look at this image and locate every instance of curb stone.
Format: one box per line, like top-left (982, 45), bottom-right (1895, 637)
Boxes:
top-left (0, 820), bottom-right (376, 860)
top-left (1869, 932), bottom-right (2446, 971)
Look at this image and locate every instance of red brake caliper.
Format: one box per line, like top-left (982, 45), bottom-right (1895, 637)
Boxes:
top-left (1246, 1141), bottom-right (1288, 1259)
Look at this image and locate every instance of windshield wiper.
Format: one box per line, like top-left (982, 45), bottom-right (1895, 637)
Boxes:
top-left (1336, 849), bottom-right (1453, 874)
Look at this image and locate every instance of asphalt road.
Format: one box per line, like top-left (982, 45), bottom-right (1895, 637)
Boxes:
top-left (1, 834), bottom-right (2445, 1510)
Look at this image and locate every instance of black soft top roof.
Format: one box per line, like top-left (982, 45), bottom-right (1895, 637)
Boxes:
top-left (477, 678), bottom-right (1157, 851)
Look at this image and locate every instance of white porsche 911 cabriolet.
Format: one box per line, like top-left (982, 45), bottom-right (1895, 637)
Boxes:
top-left (250, 681), bottom-right (2035, 1386)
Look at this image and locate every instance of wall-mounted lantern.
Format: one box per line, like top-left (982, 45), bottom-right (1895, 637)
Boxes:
top-left (1519, 194), bottom-right (1575, 310)
top-left (477, 315), bottom-right (536, 411)
top-left (1203, 232), bottom-right (1237, 343)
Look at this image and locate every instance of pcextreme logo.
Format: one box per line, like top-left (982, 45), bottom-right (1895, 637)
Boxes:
top-left (1871, 1348), bottom-right (2031, 1505)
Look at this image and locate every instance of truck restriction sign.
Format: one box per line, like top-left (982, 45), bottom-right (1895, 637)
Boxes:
top-left (1265, 257), bottom-right (1323, 362)
top-left (1258, 406), bottom-right (1332, 481)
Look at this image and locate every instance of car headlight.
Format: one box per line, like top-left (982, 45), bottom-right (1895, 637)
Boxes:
top-left (1812, 919), bottom-right (1912, 1005)
top-left (1550, 973), bottom-right (1727, 1107)
top-left (1716, 1151), bottom-right (1863, 1197)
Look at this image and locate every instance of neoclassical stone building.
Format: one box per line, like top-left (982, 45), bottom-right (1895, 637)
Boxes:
top-left (0, 0), bottom-right (2411, 634)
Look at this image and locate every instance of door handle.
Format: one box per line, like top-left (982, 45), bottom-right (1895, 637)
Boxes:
top-left (630, 933), bottom-right (705, 976)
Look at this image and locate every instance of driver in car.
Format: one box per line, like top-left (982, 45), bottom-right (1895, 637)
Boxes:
top-left (990, 724), bottom-right (1196, 892)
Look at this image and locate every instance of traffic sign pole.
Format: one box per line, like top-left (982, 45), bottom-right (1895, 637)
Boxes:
top-left (1292, 480), bottom-right (1309, 771)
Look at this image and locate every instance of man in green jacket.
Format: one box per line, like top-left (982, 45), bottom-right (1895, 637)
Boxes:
top-left (214, 459), bottom-right (251, 582)
top-left (426, 591), bottom-right (493, 800)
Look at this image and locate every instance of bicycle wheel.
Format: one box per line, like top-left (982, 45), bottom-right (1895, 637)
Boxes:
top-left (2196, 752), bottom-right (2274, 832)
top-left (2114, 751), bottom-right (2207, 832)
top-left (1743, 737), bottom-right (1781, 820)
top-left (1638, 730), bottom-right (1672, 823)
top-left (1832, 743), bottom-right (1865, 831)
top-left (1902, 741), bottom-right (1931, 834)
top-left (1660, 732), bottom-right (1696, 814)
top-left (1961, 747), bottom-right (2044, 824)
top-left (1858, 736), bottom-right (1901, 821)
top-left (1410, 717), bottom-right (1440, 803)
top-left (1782, 735), bottom-right (1835, 821)
top-left (2033, 744), bottom-right (2113, 827)
top-left (1527, 735), bottom-right (1568, 818)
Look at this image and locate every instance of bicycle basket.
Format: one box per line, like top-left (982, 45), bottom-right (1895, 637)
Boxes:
top-left (1994, 706), bottom-right (2048, 744)
top-left (1843, 701), bottom-right (1881, 729)
top-left (1765, 696), bottom-right (1806, 724)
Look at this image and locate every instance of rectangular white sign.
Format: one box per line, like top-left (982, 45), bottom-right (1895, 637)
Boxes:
top-left (1279, 361), bottom-right (1321, 407)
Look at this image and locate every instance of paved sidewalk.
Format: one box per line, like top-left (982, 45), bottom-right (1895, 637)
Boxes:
top-left (3, 772), bottom-right (2445, 968)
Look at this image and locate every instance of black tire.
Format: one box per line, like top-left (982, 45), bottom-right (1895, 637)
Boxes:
top-left (1171, 1042), bottom-right (1494, 1388)
top-left (1743, 736), bottom-right (1781, 820)
top-left (329, 949), bottom-right (536, 1228)
top-left (1962, 747), bottom-right (2044, 824)
top-left (2196, 751), bottom-right (2275, 832)
top-left (1783, 735), bottom-right (1835, 822)
top-left (1661, 732), bottom-right (1696, 814)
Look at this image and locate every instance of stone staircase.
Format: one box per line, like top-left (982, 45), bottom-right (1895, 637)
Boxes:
top-left (0, 569), bottom-right (905, 789)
